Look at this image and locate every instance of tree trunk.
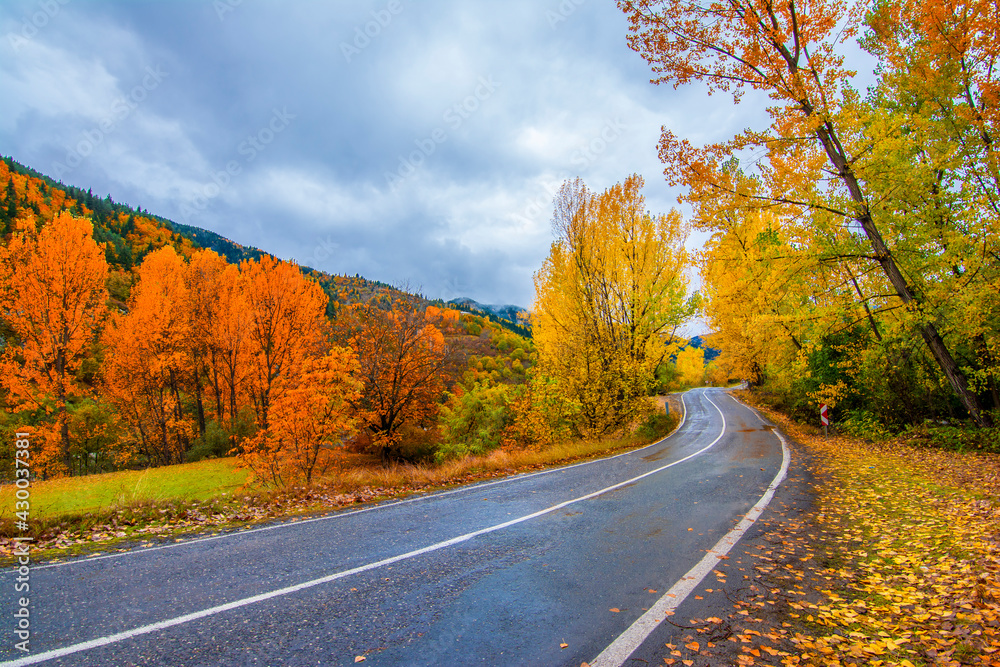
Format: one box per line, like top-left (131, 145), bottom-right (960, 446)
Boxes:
top-left (813, 122), bottom-right (989, 427)
top-left (193, 364), bottom-right (206, 437)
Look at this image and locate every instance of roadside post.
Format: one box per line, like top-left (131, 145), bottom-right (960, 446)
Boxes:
top-left (820, 404), bottom-right (829, 437)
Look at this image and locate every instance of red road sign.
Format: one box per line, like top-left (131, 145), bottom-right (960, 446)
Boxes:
top-left (820, 404), bottom-right (829, 426)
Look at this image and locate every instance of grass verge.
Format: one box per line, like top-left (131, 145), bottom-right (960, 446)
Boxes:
top-left (0, 458), bottom-right (251, 520)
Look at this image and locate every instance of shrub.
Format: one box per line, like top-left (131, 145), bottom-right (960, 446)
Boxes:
top-left (638, 412), bottom-right (678, 441)
top-left (437, 383), bottom-right (512, 461)
top-left (924, 423), bottom-right (1000, 454)
top-left (187, 414), bottom-right (256, 463)
top-left (839, 410), bottom-right (893, 441)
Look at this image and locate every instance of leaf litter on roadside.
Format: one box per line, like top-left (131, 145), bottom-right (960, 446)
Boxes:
top-left (656, 395), bottom-right (999, 666)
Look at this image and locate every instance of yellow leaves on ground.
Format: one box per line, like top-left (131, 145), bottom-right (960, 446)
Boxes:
top-left (748, 398), bottom-right (1000, 666)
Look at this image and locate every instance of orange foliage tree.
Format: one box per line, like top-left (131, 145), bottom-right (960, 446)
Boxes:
top-left (0, 211), bottom-right (108, 477)
top-left (183, 249), bottom-right (230, 435)
top-left (240, 256), bottom-right (329, 432)
top-left (208, 263), bottom-right (250, 431)
top-left (336, 297), bottom-right (455, 463)
top-left (102, 246), bottom-right (193, 466)
top-left (242, 347), bottom-right (360, 486)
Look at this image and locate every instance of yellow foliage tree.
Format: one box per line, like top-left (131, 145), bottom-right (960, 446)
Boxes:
top-left (675, 345), bottom-right (705, 388)
top-left (533, 174), bottom-right (694, 434)
top-left (620, 0), bottom-right (996, 425)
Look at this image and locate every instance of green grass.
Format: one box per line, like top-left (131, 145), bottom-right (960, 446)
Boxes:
top-left (0, 458), bottom-right (251, 521)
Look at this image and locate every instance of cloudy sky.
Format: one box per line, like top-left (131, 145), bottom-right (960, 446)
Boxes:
top-left (0, 0), bottom-right (771, 310)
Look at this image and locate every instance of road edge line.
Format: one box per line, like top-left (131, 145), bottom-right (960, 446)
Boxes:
top-left (589, 394), bottom-right (791, 667)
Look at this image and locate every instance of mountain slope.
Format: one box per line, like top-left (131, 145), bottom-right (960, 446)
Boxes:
top-left (0, 155), bottom-right (530, 336)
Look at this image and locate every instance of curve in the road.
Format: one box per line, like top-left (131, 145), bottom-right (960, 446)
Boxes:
top-left (18, 391), bottom-right (691, 576)
top-left (1, 390), bottom-right (792, 667)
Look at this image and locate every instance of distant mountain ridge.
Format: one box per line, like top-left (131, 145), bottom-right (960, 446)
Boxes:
top-left (448, 298), bottom-right (527, 324)
top-left (446, 298), bottom-right (529, 337)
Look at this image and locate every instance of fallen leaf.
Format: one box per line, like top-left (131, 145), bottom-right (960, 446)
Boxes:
top-left (685, 641), bottom-right (699, 651)
top-left (354, 658), bottom-right (366, 663)
top-left (610, 608), bottom-right (620, 613)
top-left (560, 642), bottom-right (568, 649)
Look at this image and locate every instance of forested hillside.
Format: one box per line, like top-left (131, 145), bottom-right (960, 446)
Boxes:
top-left (0, 157), bottom-right (549, 483)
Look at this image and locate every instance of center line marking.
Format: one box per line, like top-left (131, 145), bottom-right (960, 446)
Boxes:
top-left (0, 392), bottom-right (711, 667)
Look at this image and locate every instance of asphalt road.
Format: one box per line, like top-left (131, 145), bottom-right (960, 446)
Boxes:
top-left (0, 388), bottom-right (788, 667)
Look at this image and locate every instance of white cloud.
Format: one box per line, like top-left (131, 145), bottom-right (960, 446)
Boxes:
top-left (0, 38), bottom-right (119, 129)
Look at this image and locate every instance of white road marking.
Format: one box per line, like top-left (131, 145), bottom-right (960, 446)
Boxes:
top-left (0, 394), bottom-right (705, 666)
top-left (21, 393), bottom-right (689, 573)
top-left (589, 393), bottom-right (791, 667)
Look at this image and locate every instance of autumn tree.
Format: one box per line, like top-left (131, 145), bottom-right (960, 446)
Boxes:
top-left (620, 0), bottom-right (995, 425)
top-left (859, 0), bottom-right (1000, 413)
top-left (693, 167), bottom-right (818, 388)
top-left (241, 347), bottom-right (360, 486)
top-left (184, 249), bottom-right (230, 436)
top-left (208, 263), bottom-right (251, 431)
top-left (102, 246), bottom-right (193, 466)
top-left (0, 211), bottom-right (108, 476)
top-left (336, 296), bottom-right (455, 463)
top-left (532, 175), bottom-right (694, 434)
top-left (241, 255), bottom-right (329, 432)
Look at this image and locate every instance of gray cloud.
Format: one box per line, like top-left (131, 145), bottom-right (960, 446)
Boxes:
top-left (0, 0), bottom-right (767, 308)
